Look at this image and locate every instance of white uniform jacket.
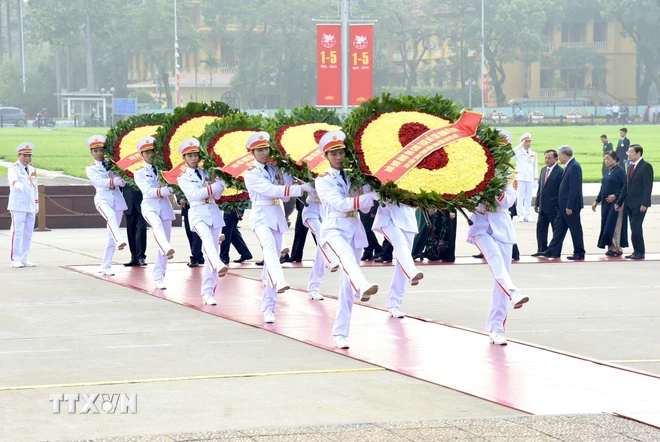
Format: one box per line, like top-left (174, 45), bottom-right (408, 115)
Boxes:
top-left (177, 167), bottom-right (225, 228)
top-left (86, 160), bottom-right (128, 211)
top-left (467, 180), bottom-right (518, 245)
top-left (7, 162), bottom-right (38, 213)
top-left (512, 144), bottom-right (538, 182)
top-left (373, 202), bottom-right (418, 234)
top-left (244, 161), bottom-right (302, 232)
top-left (302, 187), bottom-right (323, 222)
top-left (315, 167), bottom-right (375, 249)
top-left (134, 164), bottom-right (176, 221)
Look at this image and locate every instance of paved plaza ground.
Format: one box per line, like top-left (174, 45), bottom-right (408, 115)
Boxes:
top-left (2, 181), bottom-right (660, 442)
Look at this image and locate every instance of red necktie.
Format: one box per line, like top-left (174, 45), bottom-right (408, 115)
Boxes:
top-left (629, 164), bottom-right (635, 179)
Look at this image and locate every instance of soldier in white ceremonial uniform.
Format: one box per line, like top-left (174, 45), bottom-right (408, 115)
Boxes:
top-left (512, 132), bottom-right (538, 222)
top-left (373, 202), bottom-right (424, 318)
top-left (243, 132), bottom-right (313, 323)
top-left (7, 143), bottom-right (39, 268)
top-left (315, 130), bottom-right (379, 349)
top-left (301, 186), bottom-right (339, 301)
top-left (86, 135), bottom-right (128, 276)
top-left (466, 174), bottom-right (529, 345)
top-left (133, 136), bottom-right (176, 289)
top-left (176, 138), bottom-right (228, 305)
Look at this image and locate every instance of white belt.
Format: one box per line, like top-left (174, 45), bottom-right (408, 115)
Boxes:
top-left (329, 211), bottom-right (358, 218)
top-left (190, 198), bottom-right (214, 207)
top-left (308, 197), bottom-right (321, 204)
top-left (253, 199), bottom-right (282, 206)
top-left (476, 203), bottom-right (509, 213)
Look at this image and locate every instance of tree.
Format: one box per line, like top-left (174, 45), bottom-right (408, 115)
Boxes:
top-left (201, 49), bottom-right (221, 91)
top-left (597, 0), bottom-right (660, 104)
top-left (543, 47), bottom-right (606, 94)
top-left (458, 0), bottom-right (565, 106)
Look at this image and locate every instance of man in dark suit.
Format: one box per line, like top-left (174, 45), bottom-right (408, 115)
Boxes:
top-left (287, 199), bottom-right (309, 263)
top-left (177, 194), bottom-right (204, 267)
top-left (600, 134), bottom-right (614, 176)
top-left (542, 145), bottom-right (585, 260)
top-left (220, 209), bottom-right (253, 264)
top-left (615, 144), bottom-right (653, 259)
top-left (532, 149), bottom-right (562, 256)
top-left (122, 184), bottom-right (147, 266)
top-left (616, 128), bottom-right (630, 170)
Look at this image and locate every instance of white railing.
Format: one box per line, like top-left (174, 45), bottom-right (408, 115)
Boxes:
top-left (540, 89), bottom-right (555, 97)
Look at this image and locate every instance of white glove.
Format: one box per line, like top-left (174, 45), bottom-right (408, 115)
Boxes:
top-left (14, 182), bottom-right (25, 191)
top-left (114, 177), bottom-right (126, 187)
top-left (160, 187), bottom-right (173, 197)
top-left (300, 182), bottom-right (314, 193)
top-left (211, 180), bottom-right (224, 193)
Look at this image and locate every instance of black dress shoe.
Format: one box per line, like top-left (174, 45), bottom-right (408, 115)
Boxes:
top-left (472, 253), bottom-right (484, 259)
top-left (512, 256), bottom-right (520, 261)
top-left (279, 253), bottom-right (290, 264)
top-left (222, 259), bottom-right (229, 265)
top-left (531, 252), bottom-right (545, 257)
top-left (138, 258), bottom-right (147, 266)
top-left (625, 254), bottom-right (645, 259)
top-left (374, 255), bottom-right (393, 263)
top-left (566, 255), bottom-right (585, 260)
top-left (255, 260), bottom-right (264, 266)
top-left (361, 250), bottom-right (374, 261)
top-left (187, 261), bottom-right (201, 268)
top-left (124, 260), bottom-right (139, 267)
top-left (233, 255), bottom-right (252, 264)
top-left (605, 250), bottom-right (617, 257)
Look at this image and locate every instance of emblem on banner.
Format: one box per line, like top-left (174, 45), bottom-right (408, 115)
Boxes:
top-left (321, 34), bottom-right (336, 48)
top-left (353, 35), bottom-right (368, 49)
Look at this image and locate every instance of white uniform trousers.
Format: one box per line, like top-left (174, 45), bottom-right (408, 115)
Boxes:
top-left (376, 222), bottom-right (418, 309)
top-left (473, 233), bottom-right (519, 334)
top-left (516, 181), bottom-right (534, 221)
top-left (303, 217), bottom-right (334, 292)
top-left (253, 224), bottom-right (285, 312)
top-left (192, 221), bottom-right (223, 296)
top-left (143, 211), bottom-right (172, 282)
top-left (10, 211), bottom-right (35, 264)
top-left (323, 236), bottom-right (369, 338)
top-left (96, 203), bottom-right (126, 271)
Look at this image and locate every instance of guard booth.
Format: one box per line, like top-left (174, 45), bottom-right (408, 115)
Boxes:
top-left (55, 91), bottom-right (114, 126)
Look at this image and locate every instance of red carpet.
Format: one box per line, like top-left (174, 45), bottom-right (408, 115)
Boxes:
top-left (64, 263), bottom-right (660, 428)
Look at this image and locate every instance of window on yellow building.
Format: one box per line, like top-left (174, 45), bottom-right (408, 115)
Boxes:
top-left (540, 69), bottom-right (554, 88)
top-left (560, 69), bottom-right (585, 88)
top-left (561, 22), bottom-right (585, 43)
top-left (593, 22), bottom-right (608, 43)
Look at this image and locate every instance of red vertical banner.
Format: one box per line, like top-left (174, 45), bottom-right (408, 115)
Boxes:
top-left (317, 24), bottom-right (341, 107)
top-left (482, 73), bottom-right (489, 104)
top-left (349, 24), bottom-right (374, 106)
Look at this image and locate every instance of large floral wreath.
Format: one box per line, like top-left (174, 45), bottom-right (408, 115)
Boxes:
top-left (104, 113), bottom-right (167, 188)
top-left (265, 106), bottom-right (342, 182)
top-left (197, 113), bottom-right (263, 212)
top-left (343, 94), bottom-right (513, 211)
top-left (154, 101), bottom-right (235, 172)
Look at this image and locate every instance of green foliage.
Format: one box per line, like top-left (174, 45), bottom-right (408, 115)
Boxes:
top-left (0, 61), bottom-right (56, 117)
top-left (128, 90), bottom-right (156, 104)
top-left (104, 113), bottom-right (168, 189)
top-left (342, 93), bottom-right (513, 212)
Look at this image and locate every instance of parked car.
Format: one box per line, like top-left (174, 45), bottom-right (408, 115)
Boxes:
top-left (0, 106), bottom-right (27, 127)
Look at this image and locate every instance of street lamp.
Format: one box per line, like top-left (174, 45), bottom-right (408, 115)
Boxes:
top-left (200, 78), bottom-right (207, 103)
top-left (481, 0), bottom-right (485, 114)
top-left (465, 79), bottom-right (477, 109)
top-left (174, 0), bottom-right (181, 107)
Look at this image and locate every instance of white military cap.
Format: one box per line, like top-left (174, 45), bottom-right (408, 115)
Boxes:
top-left (318, 130), bottom-right (346, 154)
top-left (137, 136), bottom-right (156, 152)
top-left (246, 131), bottom-right (271, 151)
top-left (178, 138), bottom-right (200, 155)
top-left (87, 135), bottom-right (106, 149)
top-left (16, 142), bottom-right (34, 154)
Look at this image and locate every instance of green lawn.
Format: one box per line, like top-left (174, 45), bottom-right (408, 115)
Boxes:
top-left (0, 127), bottom-right (103, 179)
top-left (0, 125), bottom-right (656, 183)
top-left (0, 165), bottom-right (7, 178)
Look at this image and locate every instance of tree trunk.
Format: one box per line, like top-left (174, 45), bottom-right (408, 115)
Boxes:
top-left (159, 66), bottom-right (172, 108)
top-left (6, 0), bottom-right (12, 60)
top-left (0, 0), bottom-right (4, 64)
top-left (637, 67), bottom-right (652, 105)
top-left (65, 45), bottom-right (73, 91)
top-left (485, 46), bottom-right (506, 106)
top-left (55, 48), bottom-right (62, 115)
top-left (84, 0), bottom-right (95, 92)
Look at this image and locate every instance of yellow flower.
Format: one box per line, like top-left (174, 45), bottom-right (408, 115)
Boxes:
top-left (211, 131), bottom-right (255, 165)
top-left (168, 116), bottom-right (221, 166)
top-left (118, 125), bottom-right (160, 174)
top-left (279, 123), bottom-right (340, 174)
top-left (358, 112), bottom-right (489, 196)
